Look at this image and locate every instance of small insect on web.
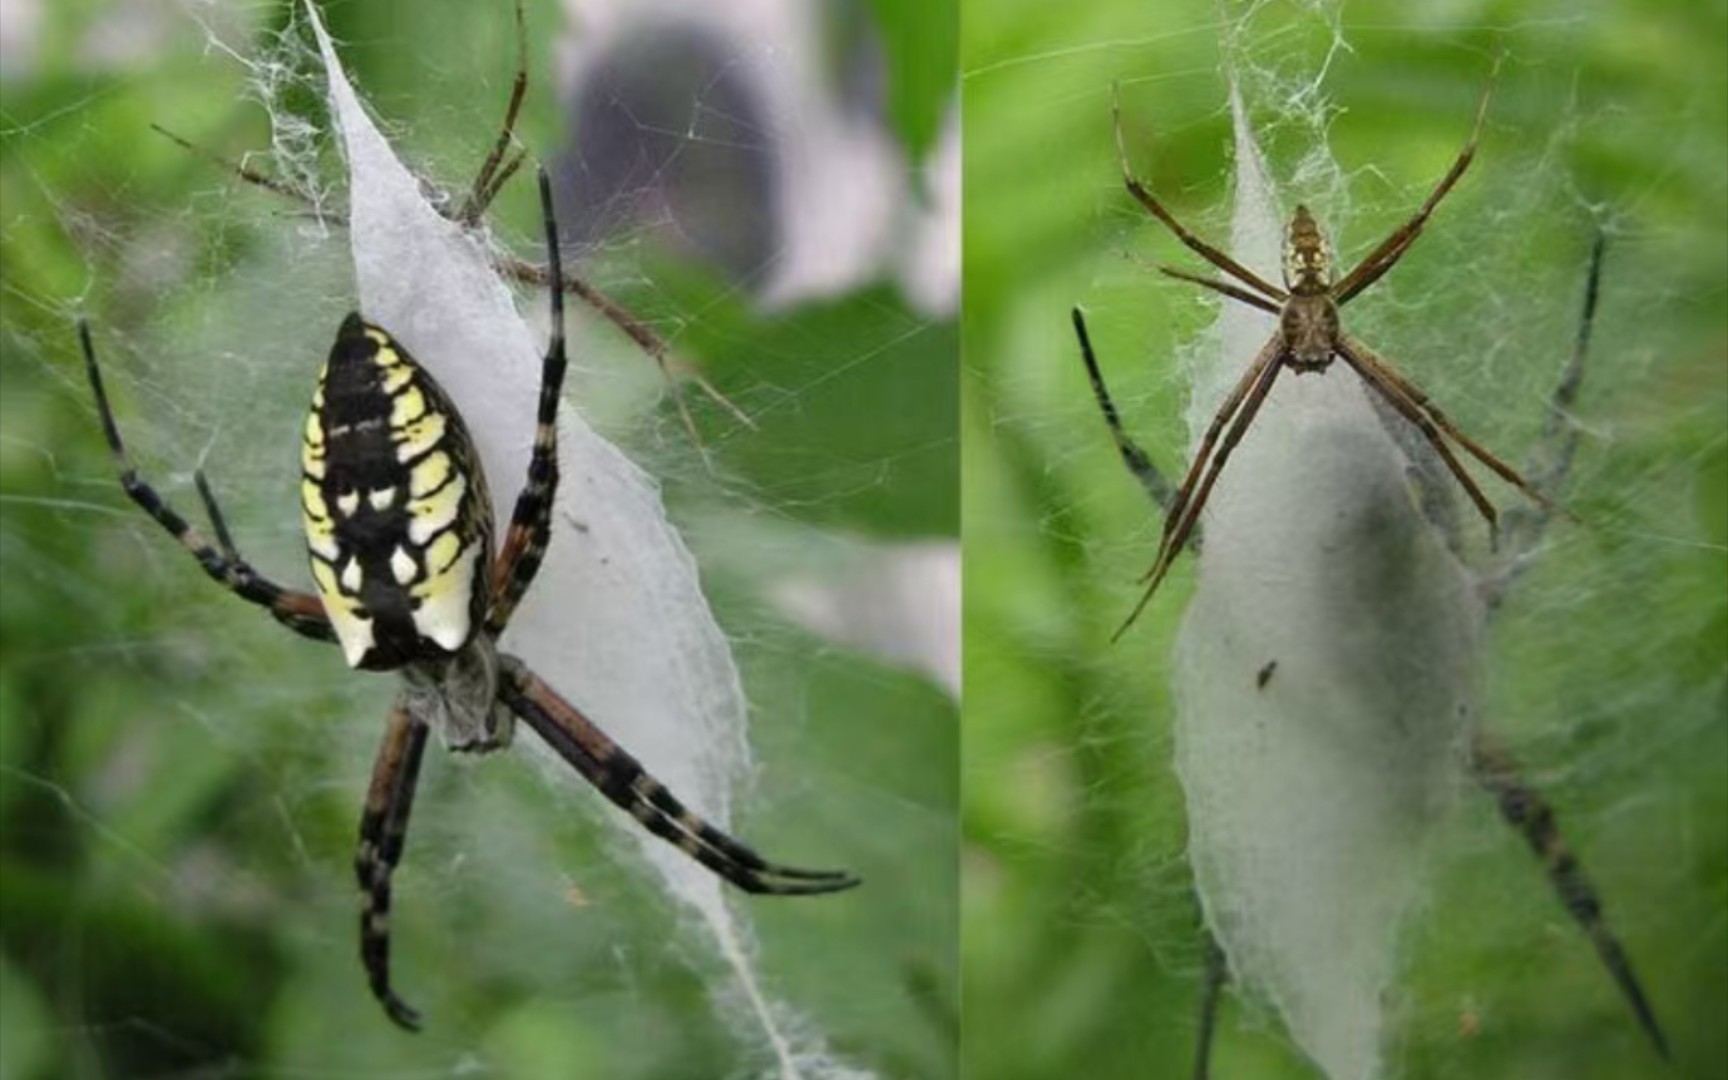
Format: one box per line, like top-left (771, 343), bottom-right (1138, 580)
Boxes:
top-left (77, 168), bottom-right (859, 1032)
top-left (1087, 60), bottom-right (1564, 642)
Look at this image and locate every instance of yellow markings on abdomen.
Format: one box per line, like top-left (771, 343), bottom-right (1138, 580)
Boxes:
top-left (302, 479), bottom-right (338, 561)
top-left (389, 385), bottom-right (427, 429)
top-left (302, 411), bottom-right (327, 480)
top-left (407, 470), bottom-right (467, 545)
top-left (302, 317), bottom-right (491, 667)
top-left (394, 412), bottom-right (447, 464)
top-left (410, 537), bottom-right (480, 651)
top-left (409, 451), bottom-right (451, 498)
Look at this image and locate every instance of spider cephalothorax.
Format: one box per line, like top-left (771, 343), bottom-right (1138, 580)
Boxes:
top-left (80, 169), bottom-right (857, 1033)
top-left (1279, 206), bottom-right (1341, 371)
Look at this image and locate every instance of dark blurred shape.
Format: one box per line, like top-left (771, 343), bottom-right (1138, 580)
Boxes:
top-left (554, 26), bottom-right (778, 282)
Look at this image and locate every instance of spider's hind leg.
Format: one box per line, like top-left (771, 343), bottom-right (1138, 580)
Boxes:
top-left (356, 699), bottom-right (431, 1031)
top-left (1071, 307), bottom-right (1179, 512)
top-left (1470, 731), bottom-right (1668, 1059)
top-left (1191, 931), bottom-right (1229, 1080)
top-left (499, 658), bottom-right (861, 896)
top-left (1488, 231), bottom-right (1606, 606)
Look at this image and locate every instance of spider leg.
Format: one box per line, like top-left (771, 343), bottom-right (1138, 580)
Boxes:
top-left (486, 169), bottom-right (567, 635)
top-left (1156, 267), bottom-right (1282, 316)
top-left (1470, 732), bottom-right (1669, 1058)
top-left (1192, 933), bottom-right (1229, 1080)
top-left (1149, 334), bottom-right (1285, 567)
top-left (1344, 334), bottom-right (1556, 517)
top-left (499, 659), bottom-right (861, 895)
top-left (1071, 307), bottom-right (1179, 510)
top-left (1333, 59), bottom-right (1499, 305)
top-left (1112, 87), bottom-right (1288, 303)
top-left (1490, 231), bottom-right (1605, 607)
top-left (150, 124), bottom-right (315, 209)
top-left (356, 698), bottom-right (431, 1032)
top-left (1113, 348), bottom-right (1284, 641)
top-left (1334, 340), bottom-right (1502, 545)
top-left (457, 0), bottom-right (530, 227)
top-left (149, 124), bottom-right (748, 442)
top-left (78, 322), bottom-right (334, 644)
top-left (472, 144), bottom-right (531, 225)
top-left (496, 255), bottom-right (754, 447)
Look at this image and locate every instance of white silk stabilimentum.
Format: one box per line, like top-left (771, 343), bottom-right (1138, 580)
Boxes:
top-left (1170, 77), bottom-right (1484, 1080)
top-left (305, 7), bottom-right (867, 1078)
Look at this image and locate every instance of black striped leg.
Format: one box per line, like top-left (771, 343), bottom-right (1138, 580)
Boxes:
top-left (486, 169), bottom-right (568, 636)
top-left (78, 321), bottom-right (334, 644)
top-left (1470, 732), bottom-right (1669, 1058)
top-left (498, 658), bottom-right (860, 896)
top-left (1192, 933), bottom-right (1228, 1080)
top-left (1071, 308), bottom-right (1178, 511)
top-left (356, 699), bottom-right (431, 1032)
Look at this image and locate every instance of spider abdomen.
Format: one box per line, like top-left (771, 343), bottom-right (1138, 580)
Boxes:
top-left (303, 314), bottom-right (493, 671)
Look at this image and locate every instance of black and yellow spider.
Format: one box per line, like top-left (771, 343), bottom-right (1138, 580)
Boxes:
top-left (77, 169), bottom-right (858, 1031)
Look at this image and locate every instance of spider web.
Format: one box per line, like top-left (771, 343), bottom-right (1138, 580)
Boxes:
top-left (0, 2), bottom-right (956, 1078)
top-left (961, 1), bottom-right (1727, 1077)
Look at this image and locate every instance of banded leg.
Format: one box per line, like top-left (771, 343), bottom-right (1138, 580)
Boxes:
top-left (487, 168), bottom-right (568, 635)
top-left (1114, 336), bottom-right (1286, 639)
top-left (356, 699), bottom-right (431, 1031)
top-left (1112, 89), bottom-right (1287, 303)
top-left (499, 658), bottom-right (860, 895)
top-left (1470, 732), bottom-right (1668, 1058)
top-left (1333, 61), bottom-right (1499, 305)
top-left (1071, 307), bottom-right (1178, 510)
top-left (1334, 339), bottom-right (1502, 541)
top-left (78, 321), bottom-right (334, 644)
top-left (1343, 334), bottom-right (1556, 515)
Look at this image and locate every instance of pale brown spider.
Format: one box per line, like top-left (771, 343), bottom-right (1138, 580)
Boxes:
top-left (1072, 76), bottom-right (1669, 1071)
top-left (1097, 71), bottom-right (1560, 639)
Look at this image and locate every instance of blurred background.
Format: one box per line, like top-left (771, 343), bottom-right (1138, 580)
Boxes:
top-left (962, 1), bottom-right (1725, 1079)
top-left (0, 1), bottom-right (956, 1077)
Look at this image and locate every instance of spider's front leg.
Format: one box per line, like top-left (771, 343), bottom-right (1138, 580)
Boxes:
top-left (499, 658), bottom-right (859, 896)
top-left (486, 168), bottom-right (568, 636)
top-left (1332, 60), bottom-right (1500, 305)
top-left (355, 698), bottom-right (431, 1031)
top-left (78, 322), bottom-right (335, 644)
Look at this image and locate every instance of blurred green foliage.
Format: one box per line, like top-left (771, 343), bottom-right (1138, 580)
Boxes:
top-left (0, 2), bottom-right (955, 1078)
top-left (962, 1), bottom-right (1726, 1079)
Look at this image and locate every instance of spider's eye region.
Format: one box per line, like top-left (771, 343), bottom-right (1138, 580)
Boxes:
top-left (302, 316), bottom-right (491, 671)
